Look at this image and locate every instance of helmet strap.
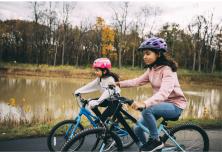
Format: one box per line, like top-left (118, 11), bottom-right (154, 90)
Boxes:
top-left (100, 68), bottom-right (109, 77)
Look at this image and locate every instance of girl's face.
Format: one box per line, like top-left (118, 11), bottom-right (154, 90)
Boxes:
top-left (143, 50), bottom-right (159, 65)
top-left (94, 68), bottom-right (103, 77)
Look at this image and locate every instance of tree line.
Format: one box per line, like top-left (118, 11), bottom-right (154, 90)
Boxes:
top-left (0, 2), bottom-right (221, 72)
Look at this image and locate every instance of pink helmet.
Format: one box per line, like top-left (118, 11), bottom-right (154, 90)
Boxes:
top-left (92, 58), bottom-right (112, 69)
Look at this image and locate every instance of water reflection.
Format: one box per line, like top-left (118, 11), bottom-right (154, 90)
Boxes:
top-left (183, 89), bottom-right (221, 119)
top-left (0, 77), bottom-right (221, 124)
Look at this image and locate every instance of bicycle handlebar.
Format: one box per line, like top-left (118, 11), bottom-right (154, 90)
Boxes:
top-left (119, 98), bottom-right (145, 112)
top-left (73, 88), bottom-right (145, 112)
top-left (73, 93), bottom-right (89, 106)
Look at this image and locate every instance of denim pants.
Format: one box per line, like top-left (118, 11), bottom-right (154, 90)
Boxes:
top-left (134, 102), bottom-right (182, 144)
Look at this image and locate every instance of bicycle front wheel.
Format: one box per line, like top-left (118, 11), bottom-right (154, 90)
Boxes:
top-left (61, 127), bottom-right (123, 152)
top-left (47, 120), bottom-right (84, 151)
top-left (162, 123), bottom-right (209, 151)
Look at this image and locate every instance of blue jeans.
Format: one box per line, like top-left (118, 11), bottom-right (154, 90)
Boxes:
top-left (134, 102), bottom-right (182, 144)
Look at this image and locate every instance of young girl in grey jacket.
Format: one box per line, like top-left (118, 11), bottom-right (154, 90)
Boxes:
top-left (75, 58), bottom-right (120, 122)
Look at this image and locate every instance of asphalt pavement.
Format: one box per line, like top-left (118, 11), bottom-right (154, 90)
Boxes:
top-left (0, 129), bottom-right (221, 151)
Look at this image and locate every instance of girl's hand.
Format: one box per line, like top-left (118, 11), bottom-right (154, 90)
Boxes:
top-left (115, 82), bottom-right (120, 87)
top-left (131, 102), bottom-right (146, 110)
top-left (88, 100), bottom-right (98, 109)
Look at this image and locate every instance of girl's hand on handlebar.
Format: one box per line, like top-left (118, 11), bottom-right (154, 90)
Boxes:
top-left (131, 102), bottom-right (146, 110)
top-left (115, 82), bottom-right (120, 87)
top-left (88, 100), bottom-right (98, 109)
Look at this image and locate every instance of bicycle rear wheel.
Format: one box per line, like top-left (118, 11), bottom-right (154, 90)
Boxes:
top-left (162, 123), bottom-right (209, 151)
top-left (47, 120), bottom-right (84, 151)
top-left (61, 127), bottom-right (123, 152)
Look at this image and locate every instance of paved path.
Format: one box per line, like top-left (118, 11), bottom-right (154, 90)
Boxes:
top-left (0, 129), bottom-right (221, 151)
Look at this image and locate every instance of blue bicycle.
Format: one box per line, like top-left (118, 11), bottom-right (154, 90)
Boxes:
top-left (47, 92), bottom-right (134, 151)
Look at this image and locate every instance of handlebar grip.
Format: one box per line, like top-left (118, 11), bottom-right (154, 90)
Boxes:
top-left (74, 93), bottom-right (81, 97)
top-left (127, 99), bottom-right (134, 105)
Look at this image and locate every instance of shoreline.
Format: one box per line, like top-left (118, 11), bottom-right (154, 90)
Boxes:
top-left (0, 67), bottom-right (221, 86)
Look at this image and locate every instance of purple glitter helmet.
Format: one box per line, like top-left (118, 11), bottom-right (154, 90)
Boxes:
top-left (138, 37), bottom-right (168, 52)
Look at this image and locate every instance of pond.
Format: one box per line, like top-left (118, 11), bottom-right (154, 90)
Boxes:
top-left (0, 76), bottom-right (221, 124)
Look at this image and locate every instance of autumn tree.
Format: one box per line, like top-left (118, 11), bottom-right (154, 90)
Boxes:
top-left (101, 25), bottom-right (115, 58)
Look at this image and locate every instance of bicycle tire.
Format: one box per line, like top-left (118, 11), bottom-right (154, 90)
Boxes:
top-left (61, 127), bottom-right (123, 151)
top-left (161, 123), bottom-right (209, 151)
top-left (47, 120), bottom-right (84, 151)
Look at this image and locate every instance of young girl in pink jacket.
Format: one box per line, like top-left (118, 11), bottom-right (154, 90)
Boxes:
top-left (117, 37), bottom-right (187, 152)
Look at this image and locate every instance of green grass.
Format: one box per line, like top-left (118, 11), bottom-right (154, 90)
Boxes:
top-left (165, 118), bottom-right (222, 129)
top-left (0, 123), bottom-right (53, 140)
top-left (0, 118), bottom-right (221, 140)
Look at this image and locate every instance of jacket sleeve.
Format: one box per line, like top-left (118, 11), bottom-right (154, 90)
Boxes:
top-left (74, 78), bottom-right (100, 94)
top-left (97, 77), bottom-right (121, 104)
top-left (144, 67), bottom-right (175, 108)
top-left (97, 89), bottom-right (112, 104)
top-left (119, 69), bottom-right (150, 88)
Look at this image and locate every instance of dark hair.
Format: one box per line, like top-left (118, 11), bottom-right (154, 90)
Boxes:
top-left (100, 69), bottom-right (119, 82)
top-left (148, 51), bottom-right (178, 72)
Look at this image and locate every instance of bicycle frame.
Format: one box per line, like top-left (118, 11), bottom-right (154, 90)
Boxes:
top-left (110, 104), bottom-right (185, 152)
top-left (65, 106), bottom-right (99, 139)
top-left (136, 122), bottom-right (185, 151)
top-left (64, 103), bottom-right (129, 140)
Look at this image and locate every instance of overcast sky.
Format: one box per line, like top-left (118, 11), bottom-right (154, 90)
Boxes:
top-left (0, 0), bottom-right (222, 32)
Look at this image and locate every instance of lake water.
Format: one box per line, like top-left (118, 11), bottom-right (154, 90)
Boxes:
top-left (0, 76), bottom-right (221, 124)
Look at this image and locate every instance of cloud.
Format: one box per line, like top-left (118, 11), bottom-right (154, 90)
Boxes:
top-left (0, 1), bottom-right (221, 30)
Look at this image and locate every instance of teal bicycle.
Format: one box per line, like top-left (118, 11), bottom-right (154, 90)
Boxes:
top-left (61, 87), bottom-right (209, 152)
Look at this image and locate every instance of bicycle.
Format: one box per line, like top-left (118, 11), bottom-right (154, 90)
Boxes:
top-left (61, 87), bottom-right (209, 152)
top-left (47, 89), bottom-right (134, 151)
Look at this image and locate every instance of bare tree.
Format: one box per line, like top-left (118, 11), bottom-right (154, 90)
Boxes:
top-left (188, 24), bottom-right (198, 71)
top-left (30, 2), bottom-right (44, 65)
top-left (130, 6), bottom-right (162, 68)
top-left (189, 16), bottom-right (208, 72)
top-left (61, 2), bottom-right (76, 65)
top-left (187, 12), bottom-right (221, 72)
top-left (42, 2), bottom-right (58, 65)
top-left (212, 28), bottom-right (222, 72)
top-left (111, 2), bottom-right (129, 68)
top-left (75, 19), bottom-right (90, 66)
top-left (137, 6), bottom-right (162, 39)
top-left (205, 13), bottom-right (220, 72)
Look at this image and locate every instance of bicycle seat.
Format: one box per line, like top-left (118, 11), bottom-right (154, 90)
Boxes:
top-left (163, 117), bottom-right (179, 121)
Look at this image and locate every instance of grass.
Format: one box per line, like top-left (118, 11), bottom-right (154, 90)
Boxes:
top-left (0, 123), bottom-right (53, 140)
top-left (0, 62), bottom-right (221, 85)
top-left (165, 118), bottom-right (222, 129)
top-left (0, 118), bottom-right (221, 140)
